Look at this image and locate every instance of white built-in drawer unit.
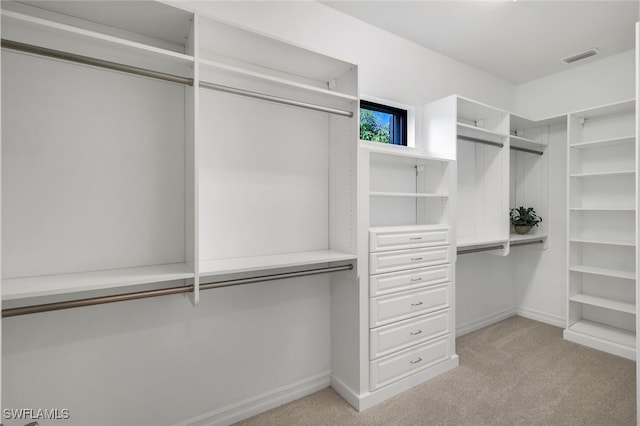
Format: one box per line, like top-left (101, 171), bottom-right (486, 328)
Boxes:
top-left (369, 226), bottom-right (451, 253)
top-left (369, 309), bottom-right (452, 359)
top-left (369, 283), bottom-right (451, 328)
top-left (369, 335), bottom-right (451, 391)
top-left (369, 263), bottom-right (453, 297)
top-left (369, 246), bottom-right (454, 275)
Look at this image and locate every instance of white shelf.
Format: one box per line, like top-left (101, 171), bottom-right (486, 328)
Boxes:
top-left (570, 135), bottom-right (635, 149)
top-left (510, 135), bottom-right (547, 151)
top-left (569, 207), bottom-right (635, 212)
top-left (199, 57), bottom-right (358, 103)
top-left (566, 320), bottom-right (636, 351)
top-left (199, 250), bottom-right (356, 278)
top-left (570, 238), bottom-right (635, 247)
top-left (2, 6), bottom-right (194, 72)
top-left (360, 141), bottom-right (451, 163)
top-left (569, 294), bottom-right (635, 315)
top-left (370, 191), bottom-right (448, 198)
top-left (457, 237), bottom-right (507, 249)
top-left (2, 263), bottom-right (195, 301)
top-left (370, 224), bottom-right (450, 234)
top-left (457, 122), bottom-right (507, 145)
top-left (570, 170), bottom-right (635, 178)
top-left (569, 265), bottom-right (635, 281)
top-left (510, 233), bottom-right (547, 243)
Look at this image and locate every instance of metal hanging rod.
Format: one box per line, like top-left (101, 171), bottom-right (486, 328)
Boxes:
top-left (510, 146), bottom-right (544, 156)
top-left (2, 264), bottom-right (353, 318)
top-left (457, 244), bottom-right (504, 255)
top-left (1, 39), bottom-right (194, 86)
top-left (199, 81), bottom-right (354, 118)
top-left (511, 240), bottom-right (544, 248)
top-left (457, 135), bottom-right (504, 148)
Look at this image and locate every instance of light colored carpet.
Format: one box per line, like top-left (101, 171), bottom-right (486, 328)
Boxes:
top-left (236, 316), bottom-right (636, 425)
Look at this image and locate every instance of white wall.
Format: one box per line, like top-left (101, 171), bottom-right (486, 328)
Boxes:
top-left (513, 48), bottom-right (636, 328)
top-left (516, 50), bottom-right (635, 119)
top-left (1, 2), bottom-right (519, 425)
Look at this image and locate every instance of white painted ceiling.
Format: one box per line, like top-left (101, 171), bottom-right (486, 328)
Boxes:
top-left (321, 1), bottom-right (639, 84)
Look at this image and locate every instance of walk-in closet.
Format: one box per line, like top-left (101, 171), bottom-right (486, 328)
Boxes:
top-left (1, 1), bottom-right (638, 425)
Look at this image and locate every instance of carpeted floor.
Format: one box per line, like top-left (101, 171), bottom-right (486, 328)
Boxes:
top-left (236, 316), bottom-right (636, 425)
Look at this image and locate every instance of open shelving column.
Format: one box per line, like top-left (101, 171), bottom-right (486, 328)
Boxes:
top-left (564, 99), bottom-right (637, 360)
top-left (353, 141), bottom-right (457, 410)
top-left (1, 1), bottom-right (199, 307)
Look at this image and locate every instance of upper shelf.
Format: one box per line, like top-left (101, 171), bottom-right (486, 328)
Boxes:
top-left (198, 14), bottom-right (357, 98)
top-left (2, 263), bottom-right (195, 301)
top-left (199, 250), bottom-right (356, 278)
top-left (570, 135), bottom-right (636, 149)
top-left (1, 1), bottom-right (195, 76)
top-left (457, 123), bottom-right (507, 145)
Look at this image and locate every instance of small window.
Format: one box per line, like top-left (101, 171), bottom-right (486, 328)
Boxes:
top-left (360, 100), bottom-right (407, 146)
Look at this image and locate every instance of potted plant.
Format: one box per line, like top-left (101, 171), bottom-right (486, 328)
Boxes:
top-left (510, 206), bottom-right (542, 235)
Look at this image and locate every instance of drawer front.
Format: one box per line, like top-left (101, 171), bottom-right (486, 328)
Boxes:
top-left (369, 246), bottom-right (453, 275)
top-left (370, 309), bottom-right (452, 360)
top-left (369, 263), bottom-right (453, 297)
top-left (370, 335), bottom-right (452, 391)
top-left (370, 227), bottom-right (451, 252)
top-left (370, 283), bottom-right (451, 328)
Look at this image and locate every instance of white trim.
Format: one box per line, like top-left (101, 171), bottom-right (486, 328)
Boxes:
top-left (360, 94), bottom-right (416, 148)
top-left (356, 356), bottom-right (459, 411)
top-left (330, 374), bottom-right (362, 410)
top-left (456, 307), bottom-right (517, 336)
top-left (177, 372), bottom-right (331, 426)
top-left (517, 307), bottom-right (565, 328)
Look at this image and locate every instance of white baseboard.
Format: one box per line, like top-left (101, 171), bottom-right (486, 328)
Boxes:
top-left (517, 307), bottom-right (565, 328)
top-left (356, 356), bottom-right (459, 411)
top-left (330, 375), bottom-right (361, 411)
top-left (178, 372), bottom-right (331, 426)
top-left (456, 307), bottom-right (517, 337)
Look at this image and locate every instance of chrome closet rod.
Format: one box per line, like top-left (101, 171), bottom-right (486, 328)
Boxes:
top-left (510, 146), bottom-right (544, 156)
top-left (2, 264), bottom-right (353, 318)
top-left (457, 244), bottom-right (504, 255)
top-left (1, 39), bottom-right (194, 86)
top-left (510, 240), bottom-right (544, 247)
top-left (199, 81), bottom-right (354, 118)
top-left (457, 135), bottom-right (504, 148)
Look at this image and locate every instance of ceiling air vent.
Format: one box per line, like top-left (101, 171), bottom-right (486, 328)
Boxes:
top-left (562, 48), bottom-right (599, 64)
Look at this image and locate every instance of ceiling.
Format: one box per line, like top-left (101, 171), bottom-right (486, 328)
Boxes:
top-left (321, 1), bottom-right (639, 85)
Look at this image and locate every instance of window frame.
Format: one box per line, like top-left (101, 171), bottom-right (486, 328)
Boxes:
top-left (360, 99), bottom-right (408, 146)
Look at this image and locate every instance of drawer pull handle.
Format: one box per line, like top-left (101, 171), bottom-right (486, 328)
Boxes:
top-left (411, 257), bottom-right (423, 261)
top-left (410, 357), bottom-right (423, 364)
top-left (410, 277), bottom-right (423, 282)
top-left (409, 237), bottom-right (423, 240)
top-left (410, 330), bottom-right (423, 335)
top-left (411, 301), bottom-right (423, 306)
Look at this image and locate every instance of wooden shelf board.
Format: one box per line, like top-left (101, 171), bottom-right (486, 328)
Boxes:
top-left (370, 224), bottom-right (450, 233)
top-left (2, 263), bottom-right (195, 301)
top-left (2, 8), bottom-right (194, 66)
top-left (361, 141), bottom-right (452, 163)
top-left (570, 170), bottom-right (635, 178)
top-left (199, 57), bottom-right (358, 103)
top-left (569, 207), bottom-right (635, 212)
top-left (457, 237), bottom-right (507, 249)
top-left (569, 294), bottom-right (635, 314)
top-left (569, 265), bottom-right (635, 280)
top-left (570, 135), bottom-right (635, 149)
top-left (570, 238), bottom-right (635, 247)
top-left (370, 191), bottom-right (448, 198)
top-left (509, 233), bottom-right (547, 243)
top-left (510, 135), bottom-right (547, 151)
top-left (199, 250), bottom-right (356, 278)
top-left (567, 320), bottom-right (636, 350)
top-left (457, 122), bottom-right (507, 144)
